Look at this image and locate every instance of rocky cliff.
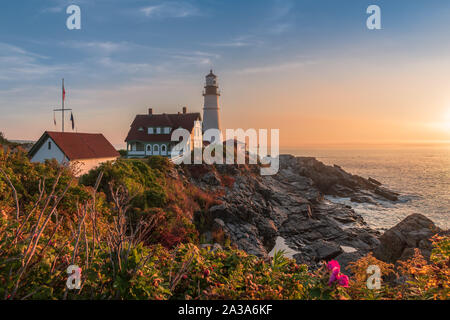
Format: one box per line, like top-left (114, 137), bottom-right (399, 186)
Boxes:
top-left (177, 154), bottom-right (442, 270)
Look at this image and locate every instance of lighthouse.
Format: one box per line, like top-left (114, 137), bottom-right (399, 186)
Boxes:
top-left (202, 70), bottom-right (221, 137)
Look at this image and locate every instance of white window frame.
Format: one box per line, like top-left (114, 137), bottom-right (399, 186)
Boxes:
top-left (156, 127), bottom-right (161, 134)
top-left (153, 144), bottom-right (160, 155)
top-left (148, 127), bottom-right (154, 134)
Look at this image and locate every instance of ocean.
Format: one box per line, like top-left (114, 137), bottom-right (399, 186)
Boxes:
top-left (281, 144), bottom-right (450, 231)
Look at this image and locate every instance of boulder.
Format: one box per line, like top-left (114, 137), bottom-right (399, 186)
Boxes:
top-left (335, 251), bottom-right (365, 275)
top-left (373, 214), bottom-right (441, 263)
top-left (311, 240), bottom-right (343, 261)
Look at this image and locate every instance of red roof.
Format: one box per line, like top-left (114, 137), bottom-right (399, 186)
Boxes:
top-left (125, 112), bottom-right (201, 143)
top-left (29, 131), bottom-right (120, 160)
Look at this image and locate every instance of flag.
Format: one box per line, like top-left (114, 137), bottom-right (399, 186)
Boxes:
top-left (53, 111), bottom-right (56, 126)
top-left (62, 84), bottom-right (66, 101)
top-left (70, 112), bottom-right (75, 130)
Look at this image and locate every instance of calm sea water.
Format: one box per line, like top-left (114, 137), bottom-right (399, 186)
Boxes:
top-left (281, 145), bottom-right (450, 231)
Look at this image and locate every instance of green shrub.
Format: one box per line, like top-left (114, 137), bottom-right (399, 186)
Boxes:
top-left (147, 156), bottom-right (172, 174)
top-left (80, 159), bottom-right (167, 210)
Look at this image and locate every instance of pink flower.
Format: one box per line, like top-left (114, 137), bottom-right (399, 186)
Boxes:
top-left (327, 259), bottom-right (350, 288)
top-left (337, 274), bottom-right (349, 288)
top-left (328, 267), bottom-right (340, 286)
top-left (327, 260), bottom-right (340, 272)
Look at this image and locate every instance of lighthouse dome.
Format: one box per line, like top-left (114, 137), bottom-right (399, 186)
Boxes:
top-left (205, 70), bottom-right (218, 87)
top-left (206, 69), bottom-right (217, 78)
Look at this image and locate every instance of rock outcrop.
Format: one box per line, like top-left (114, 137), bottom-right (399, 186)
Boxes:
top-left (178, 154), bottom-right (448, 270)
top-left (182, 154), bottom-right (407, 268)
top-left (279, 155), bottom-right (399, 202)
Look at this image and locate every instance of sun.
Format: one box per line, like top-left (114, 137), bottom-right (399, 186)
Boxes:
top-left (434, 108), bottom-right (450, 132)
top-left (431, 108), bottom-right (450, 133)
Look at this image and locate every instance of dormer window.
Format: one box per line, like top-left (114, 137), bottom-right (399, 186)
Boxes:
top-left (156, 127), bottom-right (161, 134)
top-left (148, 127), bottom-right (154, 134)
top-left (164, 127), bottom-right (171, 134)
top-left (138, 127), bottom-right (144, 132)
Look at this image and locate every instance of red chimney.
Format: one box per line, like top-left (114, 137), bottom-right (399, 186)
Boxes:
top-left (182, 106), bottom-right (187, 114)
top-left (148, 108), bottom-right (153, 115)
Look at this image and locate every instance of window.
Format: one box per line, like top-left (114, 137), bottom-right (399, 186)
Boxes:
top-left (48, 141), bottom-right (51, 150)
top-left (148, 127), bottom-right (154, 134)
top-left (164, 127), bottom-right (171, 134)
top-left (146, 145), bottom-right (152, 153)
top-left (135, 142), bottom-right (144, 151)
top-left (138, 127), bottom-right (144, 131)
top-left (161, 145), bottom-right (167, 155)
top-left (156, 127), bottom-right (161, 134)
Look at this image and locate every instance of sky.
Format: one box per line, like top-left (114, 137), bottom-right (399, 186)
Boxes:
top-left (1, 0), bottom-right (450, 148)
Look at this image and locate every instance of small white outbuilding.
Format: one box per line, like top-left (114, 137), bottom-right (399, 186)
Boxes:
top-left (28, 131), bottom-right (120, 175)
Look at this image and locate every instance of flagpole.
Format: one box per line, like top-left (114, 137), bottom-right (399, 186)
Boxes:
top-left (53, 79), bottom-right (71, 133)
top-left (62, 78), bottom-right (64, 132)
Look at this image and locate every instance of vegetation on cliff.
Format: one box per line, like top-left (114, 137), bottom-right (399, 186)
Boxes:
top-left (0, 149), bottom-right (448, 300)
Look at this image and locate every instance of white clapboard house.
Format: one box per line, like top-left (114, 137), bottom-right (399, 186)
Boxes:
top-left (29, 131), bottom-right (120, 175)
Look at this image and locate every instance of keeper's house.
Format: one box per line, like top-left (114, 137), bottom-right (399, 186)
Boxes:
top-left (125, 107), bottom-right (202, 158)
top-left (28, 131), bottom-right (120, 175)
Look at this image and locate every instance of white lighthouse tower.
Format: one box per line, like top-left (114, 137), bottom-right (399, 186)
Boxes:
top-left (202, 70), bottom-right (221, 136)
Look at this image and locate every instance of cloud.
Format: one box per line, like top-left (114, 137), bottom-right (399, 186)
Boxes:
top-left (265, 0), bottom-right (295, 35)
top-left (271, 0), bottom-right (294, 20)
top-left (96, 57), bottom-right (160, 74)
top-left (237, 60), bottom-right (314, 75)
top-left (140, 1), bottom-right (199, 18)
top-left (170, 51), bottom-right (220, 65)
top-left (208, 36), bottom-right (264, 48)
top-left (60, 40), bottom-right (219, 69)
top-left (61, 41), bottom-right (129, 55)
top-left (40, 6), bottom-right (63, 13)
top-left (268, 22), bottom-right (293, 35)
top-left (0, 43), bottom-right (72, 81)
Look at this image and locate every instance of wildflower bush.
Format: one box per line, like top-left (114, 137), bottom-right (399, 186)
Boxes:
top-left (0, 151), bottom-right (448, 300)
top-left (396, 236), bottom-right (450, 300)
